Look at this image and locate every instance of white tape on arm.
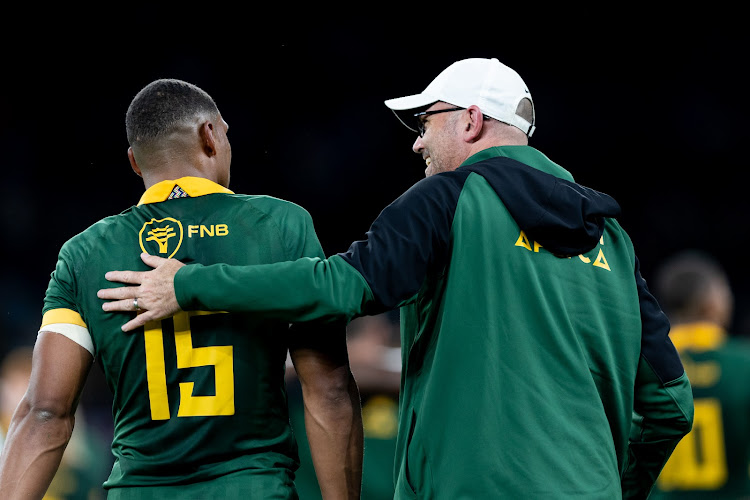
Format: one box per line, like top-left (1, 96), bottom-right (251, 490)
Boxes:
top-left (38, 323), bottom-right (94, 356)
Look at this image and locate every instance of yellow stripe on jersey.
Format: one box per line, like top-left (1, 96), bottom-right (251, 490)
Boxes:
top-left (41, 308), bottom-right (87, 329)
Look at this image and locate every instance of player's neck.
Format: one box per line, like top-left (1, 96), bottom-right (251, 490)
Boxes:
top-left (141, 164), bottom-right (219, 190)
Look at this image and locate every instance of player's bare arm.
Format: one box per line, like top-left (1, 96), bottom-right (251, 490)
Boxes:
top-left (97, 253), bottom-right (184, 331)
top-left (290, 338), bottom-right (363, 499)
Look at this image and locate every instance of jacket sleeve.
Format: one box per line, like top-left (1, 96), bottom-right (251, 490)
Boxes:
top-left (175, 172), bottom-right (466, 322)
top-left (621, 257), bottom-right (694, 499)
top-left (175, 254), bottom-right (373, 323)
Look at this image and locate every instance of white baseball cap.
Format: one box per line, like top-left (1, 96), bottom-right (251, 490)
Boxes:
top-left (384, 58), bottom-right (535, 137)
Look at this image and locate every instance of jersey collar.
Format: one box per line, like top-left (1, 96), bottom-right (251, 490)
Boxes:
top-left (137, 177), bottom-right (234, 206)
top-left (668, 322), bottom-right (727, 352)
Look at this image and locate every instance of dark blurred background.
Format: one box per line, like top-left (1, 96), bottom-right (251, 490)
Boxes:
top-left (1, 12), bottom-right (747, 482)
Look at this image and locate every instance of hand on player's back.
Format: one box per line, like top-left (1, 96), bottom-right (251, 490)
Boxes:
top-left (98, 253), bottom-right (184, 331)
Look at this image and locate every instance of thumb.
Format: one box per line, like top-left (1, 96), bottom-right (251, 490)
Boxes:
top-left (141, 252), bottom-right (168, 269)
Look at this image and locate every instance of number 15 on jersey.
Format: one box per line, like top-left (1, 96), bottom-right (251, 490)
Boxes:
top-left (143, 311), bottom-right (235, 420)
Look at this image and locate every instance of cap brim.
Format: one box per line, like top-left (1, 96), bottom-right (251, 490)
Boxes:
top-left (384, 93), bottom-right (439, 133)
top-left (384, 92), bottom-right (439, 111)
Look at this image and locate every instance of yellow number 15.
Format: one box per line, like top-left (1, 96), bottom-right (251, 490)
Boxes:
top-left (143, 311), bottom-right (234, 420)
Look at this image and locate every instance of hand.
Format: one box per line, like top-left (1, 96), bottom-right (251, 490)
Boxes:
top-left (97, 253), bottom-right (185, 331)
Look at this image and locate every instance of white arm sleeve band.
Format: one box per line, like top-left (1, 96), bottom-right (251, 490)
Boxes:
top-left (38, 323), bottom-right (94, 356)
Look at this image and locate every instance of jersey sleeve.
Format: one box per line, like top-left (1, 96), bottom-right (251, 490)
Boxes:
top-left (39, 247), bottom-right (95, 355)
top-left (176, 255), bottom-right (372, 323)
top-left (175, 172), bottom-right (466, 322)
top-left (621, 257), bottom-right (694, 499)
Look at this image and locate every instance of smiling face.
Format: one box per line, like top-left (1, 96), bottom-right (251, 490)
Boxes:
top-left (411, 103), bottom-right (469, 177)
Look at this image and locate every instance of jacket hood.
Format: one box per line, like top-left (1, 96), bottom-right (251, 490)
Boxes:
top-left (461, 156), bottom-right (621, 257)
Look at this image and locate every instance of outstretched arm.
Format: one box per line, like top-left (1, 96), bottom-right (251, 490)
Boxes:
top-left (0, 331), bottom-right (93, 499)
top-left (99, 253), bottom-right (373, 332)
top-left (99, 172), bottom-right (459, 331)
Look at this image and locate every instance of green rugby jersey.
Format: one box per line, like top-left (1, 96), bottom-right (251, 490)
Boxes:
top-left (41, 177), bottom-right (335, 491)
top-left (175, 147), bottom-right (694, 498)
top-left (650, 323), bottom-right (750, 499)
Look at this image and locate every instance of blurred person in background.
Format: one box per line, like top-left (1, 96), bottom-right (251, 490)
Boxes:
top-left (288, 311), bottom-right (400, 499)
top-left (650, 250), bottom-right (750, 499)
top-left (0, 347), bottom-right (33, 452)
top-left (0, 78), bottom-right (362, 499)
top-left (0, 346), bottom-right (106, 499)
top-left (99, 57), bottom-right (694, 498)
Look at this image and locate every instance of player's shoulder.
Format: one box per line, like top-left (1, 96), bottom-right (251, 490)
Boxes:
top-left (57, 208), bottom-right (136, 257)
top-left (228, 193), bottom-right (314, 221)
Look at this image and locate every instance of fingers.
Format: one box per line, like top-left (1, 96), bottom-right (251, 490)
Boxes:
top-left (99, 296), bottom-right (161, 331)
top-left (99, 295), bottom-right (159, 331)
top-left (98, 253), bottom-right (186, 332)
top-left (97, 286), bottom-right (139, 301)
top-left (101, 298), bottom-right (138, 312)
top-left (104, 270), bottom-right (146, 285)
top-left (121, 311), bottom-right (159, 332)
top-left (104, 254), bottom-right (172, 282)
top-left (141, 252), bottom-right (168, 269)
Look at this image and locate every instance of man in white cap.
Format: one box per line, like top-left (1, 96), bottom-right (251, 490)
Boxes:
top-left (99, 58), bottom-right (694, 498)
top-left (385, 57), bottom-right (535, 177)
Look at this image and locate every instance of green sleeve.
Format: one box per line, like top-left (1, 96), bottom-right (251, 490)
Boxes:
top-left (621, 360), bottom-right (694, 499)
top-left (43, 249), bottom-right (78, 314)
top-left (175, 255), bottom-right (374, 323)
top-left (41, 242), bottom-right (89, 326)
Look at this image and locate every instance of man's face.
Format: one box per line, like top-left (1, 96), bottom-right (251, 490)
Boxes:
top-left (411, 103), bottom-right (466, 177)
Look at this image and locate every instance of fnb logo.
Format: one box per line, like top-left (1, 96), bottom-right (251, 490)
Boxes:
top-left (139, 218), bottom-right (184, 258)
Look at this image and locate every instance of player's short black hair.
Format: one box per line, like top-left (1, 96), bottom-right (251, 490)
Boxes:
top-left (126, 79), bottom-right (219, 147)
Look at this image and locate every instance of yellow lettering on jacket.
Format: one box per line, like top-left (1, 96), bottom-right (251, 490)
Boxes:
top-left (515, 231), bottom-right (542, 252)
top-left (515, 233), bottom-right (611, 271)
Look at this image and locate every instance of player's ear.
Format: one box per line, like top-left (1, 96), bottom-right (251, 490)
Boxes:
top-left (128, 148), bottom-right (143, 178)
top-left (199, 121), bottom-right (217, 157)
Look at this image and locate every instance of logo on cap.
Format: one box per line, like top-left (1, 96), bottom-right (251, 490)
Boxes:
top-left (139, 217), bottom-right (184, 258)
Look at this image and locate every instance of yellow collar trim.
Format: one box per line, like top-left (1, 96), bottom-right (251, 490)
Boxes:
top-left (669, 322), bottom-right (727, 352)
top-left (137, 177), bottom-right (234, 206)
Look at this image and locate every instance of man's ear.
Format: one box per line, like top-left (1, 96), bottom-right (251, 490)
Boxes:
top-left (128, 148), bottom-right (143, 178)
top-left (199, 121), bottom-right (217, 157)
top-left (464, 105), bottom-right (485, 142)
